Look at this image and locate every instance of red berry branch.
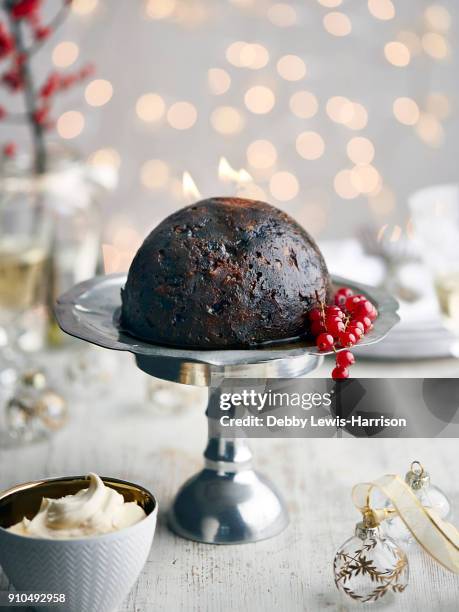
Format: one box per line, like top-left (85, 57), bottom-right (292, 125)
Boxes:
top-left (0, 0), bottom-right (94, 173)
top-left (308, 287), bottom-right (378, 380)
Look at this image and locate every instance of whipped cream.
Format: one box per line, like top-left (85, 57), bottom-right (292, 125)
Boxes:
top-left (7, 473), bottom-right (146, 539)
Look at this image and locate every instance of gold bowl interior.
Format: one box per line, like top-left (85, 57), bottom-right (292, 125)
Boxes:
top-left (0, 476), bottom-right (156, 530)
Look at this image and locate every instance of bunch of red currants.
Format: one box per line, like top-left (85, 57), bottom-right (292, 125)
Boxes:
top-left (308, 287), bottom-right (378, 380)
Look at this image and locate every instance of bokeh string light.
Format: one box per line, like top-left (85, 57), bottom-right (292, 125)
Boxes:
top-left (289, 91), bottom-right (318, 119)
top-left (136, 94), bottom-right (166, 123)
top-left (52, 41), bottom-right (79, 68)
top-left (72, 0), bottom-right (99, 16)
top-left (85, 79), bottom-right (113, 107)
top-left (267, 3), bottom-right (297, 27)
top-left (323, 11), bottom-right (352, 37)
top-left (57, 111), bottom-right (85, 139)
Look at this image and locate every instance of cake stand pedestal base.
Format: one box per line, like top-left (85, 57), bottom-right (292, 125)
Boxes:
top-left (168, 380), bottom-right (288, 544)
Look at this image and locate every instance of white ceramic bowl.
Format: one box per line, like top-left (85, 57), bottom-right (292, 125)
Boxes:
top-left (0, 476), bottom-right (157, 612)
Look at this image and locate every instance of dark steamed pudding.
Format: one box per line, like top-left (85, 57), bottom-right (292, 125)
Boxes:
top-left (120, 197), bottom-right (331, 348)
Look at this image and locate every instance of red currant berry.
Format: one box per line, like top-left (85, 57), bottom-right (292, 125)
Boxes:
top-left (316, 333), bottom-right (335, 352)
top-left (355, 300), bottom-right (374, 317)
top-left (336, 350), bottom-right (355, 367)
top-left (339, 331), bottom-right (357, 347)
top-left (368, 306), bottom-right (378, 321)
top-left (326, 319), bottom-right (346, 337)
top-left (334, 287), bottom-right (353, 306)
top-left (325, 305), bottom-right (344, 319)
top-left (348, 325), bottom-right (363, 340)
top-left (345, 295), bottom-right (364, 312)
top-left (350, 320), bottom-right (365, 332)
top-left (358, 316), bottom-right (372, 332)
top-left (332, 366), bottom-right (349, 380)
top-left (310, 320), bottom-right (326, 337)
top-left (308, 307), bottom-right (323, 322)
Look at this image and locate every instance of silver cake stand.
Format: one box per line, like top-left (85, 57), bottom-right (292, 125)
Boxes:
top-left (55, 273), bottom-right (399, 545)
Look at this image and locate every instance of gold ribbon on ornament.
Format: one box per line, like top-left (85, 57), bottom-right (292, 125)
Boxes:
top-left (352, 474), bottom-right (459, 574)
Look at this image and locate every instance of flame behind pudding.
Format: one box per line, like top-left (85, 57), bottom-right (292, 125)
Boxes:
top-left (120, 197), bottom-right (331, 349)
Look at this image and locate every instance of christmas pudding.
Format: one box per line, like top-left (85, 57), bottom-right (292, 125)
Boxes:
top-left (120, 197), bottom-right (331, 348)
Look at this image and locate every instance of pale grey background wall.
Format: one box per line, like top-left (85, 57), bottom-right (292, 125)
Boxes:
top-left (2, 0), bottom-right (458, 266)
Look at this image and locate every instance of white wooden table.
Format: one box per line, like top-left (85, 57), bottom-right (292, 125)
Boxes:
top-left (0, 350), bottom-right (458, 612)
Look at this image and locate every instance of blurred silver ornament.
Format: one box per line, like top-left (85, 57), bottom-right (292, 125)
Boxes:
top-left (5, 369), bottom-right (68, 443)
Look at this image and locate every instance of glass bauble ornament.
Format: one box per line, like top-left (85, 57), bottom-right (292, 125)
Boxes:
top-left (383, 462), bottom-right (451, 546)
top-left (334, 522), bottom-right (409, 604)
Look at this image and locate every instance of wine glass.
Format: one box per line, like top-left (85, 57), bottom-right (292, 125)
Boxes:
top-left (0, 188), bottom-right (52, 389)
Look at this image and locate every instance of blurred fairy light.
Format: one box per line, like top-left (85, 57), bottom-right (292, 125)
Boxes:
top-left (384, 41), bottom-right (411, 67)
top-left (145, 0), bottom-right (176, 20)
top-left (326, 97), bottom-right (367, 130)
top-left (226, 41), bottom-right (245, 66)
top-left (244, 86), bottom-right (275, 114)
top-left (415, 113), bottom-right (444, 147)
top-left (368, 186), bottom-right (396, 216)
top-left (182, 171), bottom-right (202, 201)
top-left (392, 97), bottom-right (420, 125)
top-left (88, 148), bottom-right (121, 170)
top-left (226, 42), bottom-right (269, 69)
top-left (85, 79), bottom-right (113, 107)
top-left (422, 32), bottom-right (450, 60)
top-left (317, 0), bottom-right (342, 7)
top-left (57, 111), bottom-right (84, 139)
top-left (397, 31), bottom-right (422, 56)
top-left (211, 106), bottom-right (244, 135)
top-left (326, 96), bottom-right (353, 124)
top-left (345, 103), bottom-right (368, 130)
top-left (426, 92), bottom-right (451, 119)
top-left (289, 91), bottom-right (318, 119)
top-left (72, 0), bottom-right (98, 16)
top-left (174, 1), bottom-right (209, 28)
top-left (350, 164), bottom-right (381, 195)
top-left (424, 4), bottom-right (451, 31)
top-left (246, 140), bottom-right (277, 169)
top-left (267, 3), bottom-right (297, 27)
top-left (167, 101), bottom-right (197, 130)
top-left (269, 171), bottom-right (299, 202)
top-left (333, 169), bottom-right (359, 199)
top-left (367, 0), bottom-right (395, 21)
top-left (346, 137), bottom-right (375, 165)
top-left (208, 68), bottom-right (231, 95)
top-left (52, 42), bottom-right (79, 68)
top-left (240, 43), bottom-right (269, 69)
top-left (296, 131), bottom-right (325, 160)
top-left (276, 55), bottom-right (306, 81)
top-left (136, 93), bottom-right (165, 123)
top-left (323, 12), bottom-right (352, 37)
top-left (140, 159), bottom-right (170, 190)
